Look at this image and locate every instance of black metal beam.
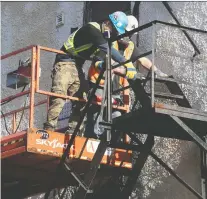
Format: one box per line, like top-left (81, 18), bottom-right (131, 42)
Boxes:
top-left (112, 50), bottom-right (152, 71)
top-left (154, 103), bottom-right (207, 117)
top-left (132, 1), bottom-right (141, 48)
top-left (44, 67), bottom-right (106, 199)
top-left (63, 163), bottom-right (93, 193)
top-left (164, 76), bottom-right (192, 108)
top-left (110, 19), bottom-right (206, 43)
top-left (110, 21), bottom-right (154, 42)
top-left (155, 108), bottom-right (207, 122)
top-left (74, 140), bottom-right (109, 199)
top-left (121, 135), bottom-right (154, 198)
top-left (200, 137), bottom-right (207, 198)
top-left (127, 132), bottom-right (204, 199)
top-left (171, 116), bottom-right (207, 152)
top-left (146, 91), bottom-right (184, 100)
top-left (162, 2), bottom-right (200, 56)
top-left (155, 20), bottom-right (207, 34)
top-left (106, 41), bottom-right (112, 142)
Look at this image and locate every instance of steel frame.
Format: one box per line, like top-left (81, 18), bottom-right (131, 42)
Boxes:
top-left (121, 135), bottom-right (154, 198)
top-left (1, 43), bottom-right (130, 199)
top-left (126, 3), bottom-right (206, 198)
top-left (1, 6), bottom-right (207, 198)
top-left (1, 45), bottom-right (129, 133)
top-left (50, 18), bottom-right (206, 198)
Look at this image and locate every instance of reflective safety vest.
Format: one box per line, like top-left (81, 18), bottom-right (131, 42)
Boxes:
top-left (64, 22), bottom-right (101, 57)
top-left (88, 41), bottom-right (125, 87)
top-left (123, 41), bottom-right (134, 60)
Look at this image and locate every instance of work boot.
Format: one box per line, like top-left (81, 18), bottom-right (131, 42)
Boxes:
top-left (43, 123), bottom-right (55, 132)
top-left (155, 68), bottom-right (168, 78)
top-left (65, 127), bottom-right (83, 136)
top-left (65, 127), bottom-right (75, 135)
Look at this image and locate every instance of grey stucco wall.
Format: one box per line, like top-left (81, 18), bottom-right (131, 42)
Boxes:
top-left (130, 2), bottom-right (207, 199)
top-left (1, 1), bottom-right (207, 199)
top-left (1, 2), bottom-right (84, 135)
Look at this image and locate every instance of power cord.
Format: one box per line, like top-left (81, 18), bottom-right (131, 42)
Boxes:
top-left (1, 85), bottom-right (29, 135)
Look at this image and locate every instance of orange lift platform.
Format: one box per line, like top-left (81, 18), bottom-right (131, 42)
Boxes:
top-left (1, 45), bottom-right (134, 198)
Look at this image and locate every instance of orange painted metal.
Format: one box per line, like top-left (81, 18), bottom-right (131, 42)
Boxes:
top-left (1, 45), bottom-right (131, 172)
top-left (36, 89), bottom-right (128, 111)
top-left (1, 45), bottom-right (35, 60)
top-left (1, 131), bottom-right (27, 143)
top-left (0, 90), bottom-right (30, 104)
top-left (1, 131), bottom-right (27, 155)
top-left (27, 128), bottom-right (132, 169)
top-left (29, 47), bottom-right (36, 128)
top-left (35, 45), bottom-right (129, 112)
top-left (1, 146), bottom-right (26, 159)
top-left (1, 140), bottom-right (25, 154)
top-left (37, 89), bottom-right (86, 102)
top-left (36, 46), bottom-right (40, 91)
top-left (38, 45), bottom-right (66, 55)
top-left (0, 99), bottom-right (47, 119)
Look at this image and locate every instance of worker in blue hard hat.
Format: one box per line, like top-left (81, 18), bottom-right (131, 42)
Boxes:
top-left (44, 11), bottom-right (138, 134)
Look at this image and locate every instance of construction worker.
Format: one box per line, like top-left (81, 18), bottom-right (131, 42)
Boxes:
top-left (85, 15), bottom-right (168, 138)
top-left (122, 15), bottom-right (168, 77)
top-left (86, 49), bottom-right (126, 138)
top-left (43, 11), bottom-right (138, 133)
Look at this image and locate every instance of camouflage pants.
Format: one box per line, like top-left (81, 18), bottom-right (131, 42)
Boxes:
top-left (44, 61), bottom-right (85, 132)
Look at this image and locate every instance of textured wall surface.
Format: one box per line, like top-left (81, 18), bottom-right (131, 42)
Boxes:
top-left (131, 2), bottom-right (207, 199)
top-left (1, 1), bottom-right (207, 199)
top-left (1, 2), bottom-right (84, 136)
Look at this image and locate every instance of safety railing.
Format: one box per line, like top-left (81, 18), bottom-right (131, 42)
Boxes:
top-left (1, 45), bottom-right (37, 134)
top-left (35, 45), bottom-right (130, 111)
top-left (1, 45), bottom-right (130, 135)
top-left (110, 20), bottom-right (207, 108)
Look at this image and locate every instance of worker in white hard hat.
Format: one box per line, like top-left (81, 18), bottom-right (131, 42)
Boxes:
top-left (120, 15), bottom-right (169, 77)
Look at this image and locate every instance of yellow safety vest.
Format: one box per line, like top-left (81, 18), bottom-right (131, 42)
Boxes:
top-left (64, 22), bottom-right (101, 57)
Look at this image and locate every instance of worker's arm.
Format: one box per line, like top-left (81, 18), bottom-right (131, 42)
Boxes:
top-left (86, 24), bottom-right (130, 63)
top-left (87, 24), bottom-right (137, 79)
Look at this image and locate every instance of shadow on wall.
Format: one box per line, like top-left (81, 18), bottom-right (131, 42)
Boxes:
top-left (146, 143), bottom-right (201, 199)
top-left (131, 2), bottom-right (206, 199)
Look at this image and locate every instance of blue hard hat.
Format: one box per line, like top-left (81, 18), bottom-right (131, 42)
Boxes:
top-left (109, 11), bottom-right (128, 35)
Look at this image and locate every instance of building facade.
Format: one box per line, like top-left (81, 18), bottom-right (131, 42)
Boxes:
top-left (1, 2), bottom-right (207, 199)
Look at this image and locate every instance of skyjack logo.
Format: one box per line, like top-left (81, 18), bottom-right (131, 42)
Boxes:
top-left (36, 139), bottom-right (68, 149)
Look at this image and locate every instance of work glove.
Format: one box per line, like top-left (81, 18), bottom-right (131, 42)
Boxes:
top-left (124, 62), bottom-right (137, 80)
top-left (95, 61), bottom-right (105, 71)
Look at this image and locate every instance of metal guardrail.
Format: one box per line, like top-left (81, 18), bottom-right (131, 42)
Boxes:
top-left (1, 45), bottom-right (130, 135)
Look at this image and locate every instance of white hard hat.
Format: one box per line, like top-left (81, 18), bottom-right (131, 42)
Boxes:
top-left (126, 15), bottom-right (138, 33)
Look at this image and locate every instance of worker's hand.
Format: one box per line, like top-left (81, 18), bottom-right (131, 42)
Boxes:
top-left (125, 62), bottom-right (137, 80)
top-left (95, 61), bottom-right (105, 71)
